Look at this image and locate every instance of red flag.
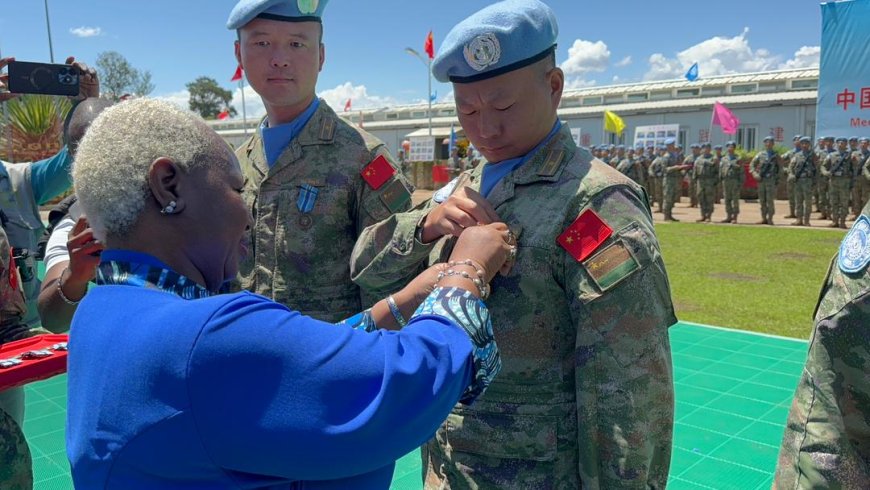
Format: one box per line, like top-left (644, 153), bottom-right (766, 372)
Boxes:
top-left (344, 98), bottom-right (352, 112)
top-left (557, 210), bottom-right (613, 262)
top-left (361, 155), bottom-right (395, 190)
top-left (231, 64), bottom-right (243, 82)
top-left (218, 109), bottom-right (230, 120)
top-left (424, 31), bottom-right (435, 60)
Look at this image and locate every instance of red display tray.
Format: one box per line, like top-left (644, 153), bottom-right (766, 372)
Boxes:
top-left (0, 334), bottom-right (69, 391)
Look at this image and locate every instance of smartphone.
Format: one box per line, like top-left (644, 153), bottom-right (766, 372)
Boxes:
top-left (7, 61), bottom-right (80, 97)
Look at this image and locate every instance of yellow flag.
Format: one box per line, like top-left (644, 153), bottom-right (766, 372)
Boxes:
top-left (604, 110), bottom-right (625, 136)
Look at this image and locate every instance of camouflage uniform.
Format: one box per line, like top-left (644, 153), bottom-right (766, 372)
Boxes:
top-left (782, 148), bottom-right (798, 218)
top-left (648, 154), bottom-right (666, 213)
top-left (694, 152), bottom-right (718, 222)
top-left (861, 149), bottom-right (870, 208)
top-left (816, 145), bottom-right (831, 219)
top-left (774, 201), bottom-right (870, 488)
top-left (352, 126), bottom-right (677, 489)
top-left (686, 155), bottom-right (698, 208)
top-left (852, 148), bottom-right (867, 218)
top-left (236, 101), bottom-right (413, 322)
top-left (749, 150), bottom-right (780, 224)
top-left (616, 155), bottom-right (646, 189)
top-left (821, 150), bottom-right (854, 228)
top-left (789, 150), bottom-right (816, 225)
top-left (0, 225), bottom-right (33, 490)
top-left (719, 152), bottom-right (744, 223)
top-left (663, 152), bottom-right (683, 220)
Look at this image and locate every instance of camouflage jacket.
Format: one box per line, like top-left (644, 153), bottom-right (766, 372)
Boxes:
top-left (694, 154), bottom-right (718, 183)
top-left (351, 125), bottom-right (677, 489)
top-left (0, 225), bottom-right (29, 345)
top-left (774, 200), bottom-right (870, 489)
top-left (821, 151), bottom-right (854, 180)
top-left (236, 100), bottom-right (413, 322)
top-left (648, 155), bottom-right (667, 178)
top-left (789, 151), bottom-right (817, 180)
top-left (750, 151), bottom-right (780, 182)
top-left (719, 153), bottom-right (744, 183)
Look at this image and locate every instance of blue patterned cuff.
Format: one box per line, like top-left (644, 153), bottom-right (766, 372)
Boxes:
top-left (412, 287), bottom-right (501, 405)
top-left (337, 309), bottom-right (377, 333)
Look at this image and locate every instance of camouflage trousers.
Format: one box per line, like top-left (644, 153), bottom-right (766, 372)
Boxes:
top-left (828, 177), bottom-right (851, 223)
top-left (723, 179), bottom-right (741, 217)
top-left (0, 405), bottom-right (32, 490)
top-left (650, 177), bottom-right (663, 211)
top-left (786, 178), bottom-right (796, 216)
top-left (663, 177), bottom-right (680, 214)
top-left (794, 179), bottom-right (813, 221)
top-left (697, 180), bottom-right (717, 218)
top-left (758, 179), bottom-right (777, 222)
top-left (852, 178), bottom-right (866, 217)
top-left (816, 178), bottom-right (829, 216)
top-left (688, 176), bottom-right (697, 206)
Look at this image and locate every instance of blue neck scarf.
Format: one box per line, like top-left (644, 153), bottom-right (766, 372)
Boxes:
top-left (261, 98), bottom-right (321, 168)
top-left (95, 250), bottom-right (217, 299)
top-left (479, 120), bottom-right (562, 198)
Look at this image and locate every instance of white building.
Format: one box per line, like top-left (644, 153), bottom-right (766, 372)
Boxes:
top-left (209, 67), bottom-right (820, 156)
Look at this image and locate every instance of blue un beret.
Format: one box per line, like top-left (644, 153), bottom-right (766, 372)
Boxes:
top-left (690, 143), bottom-right (700, 149)
top-left (860, 137), bottom-right (869, 143)
top-left (726, 141), bottom-right (736, 147)
top-left (763, 136), bottom-right (774, 143)
top-left (714, 145), bottom-right (723, 150)
top-left (836, 137), bottom-right (847, 143)
top-left (227, 0), bottom-right (329, 30)
top-left (702, 142), bottom-right (712, 148)
top-left (799, 136), bottom-right (811, 143)
top-left (432, 0), bottom-right (558, 84)
top-left (792, 135), bottom-right (802, 141)
top-left (664, 138), bottom-right (676, 145)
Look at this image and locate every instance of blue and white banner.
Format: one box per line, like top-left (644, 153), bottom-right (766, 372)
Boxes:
top-left (816, 0), bottom-right (870, 138)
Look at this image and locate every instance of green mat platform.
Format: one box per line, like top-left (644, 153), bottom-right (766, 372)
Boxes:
top-left (22, 322), bottom-right (807, 489)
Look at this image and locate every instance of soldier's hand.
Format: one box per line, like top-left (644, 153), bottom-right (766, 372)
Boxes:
top-left (421, 187), bottom-right (500, 243)
top-left (0, 57), bottom-right (20, 102)
top-left (67, 216), bottom-right (104, 283)
top-left (64, 56), bottom-right (99, 100)
top-left (450, 222), bottom-right (514, 283)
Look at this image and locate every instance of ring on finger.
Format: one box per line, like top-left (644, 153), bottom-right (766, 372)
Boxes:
top-left (508, 246), bottom-right (517, 262)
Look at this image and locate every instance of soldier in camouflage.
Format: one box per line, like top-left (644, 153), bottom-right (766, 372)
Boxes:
top-left (664, 139), bottom-right (688, 222)
top-left (782, 135), bottom-right (801, 219)
top-left (822, 137), bottom-right (854, 229)
top-left (817, 136), bottom-right (835, 220)
top-left (694, 143), bottom-right (718, 223)
top-left (351, 1), bottom-right (677, 487)
top-left (648, 146), bottom-right (667, 214)
top-left (617, 146), bottom-right (646, 190)
top-left (789, 137), bottom-right (817, 227)
top-left (712, 144), bottom-right (723, 204)
top-left (774, 198), bottom-right (870, 488)
top-left (686, 144), bottom-right (699, 208)
top-left (860, 138), bottom-right (870, 209)
top-left (750, 136), bottom-right (780, 225)
top-left (0, 223), bottom-right (34, 490)
top-left (227, 0), bottom-right (413, 321)
top-left (851, 137), bottom-right (867, 219)
top-left (719, 141), bottom-right (744, 224)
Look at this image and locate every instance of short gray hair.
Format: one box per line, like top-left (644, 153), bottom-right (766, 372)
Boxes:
top-left (73, 98), bottom-right (218, 240)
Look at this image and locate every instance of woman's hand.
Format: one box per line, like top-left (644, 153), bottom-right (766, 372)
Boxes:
top-left (449, 222), bottom-right (515, 282)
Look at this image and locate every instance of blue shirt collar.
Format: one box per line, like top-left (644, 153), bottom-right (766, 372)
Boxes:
top-left (261, 98), bottom-right (321, 167)
top-left (479, 120), bottom-right (562, 198)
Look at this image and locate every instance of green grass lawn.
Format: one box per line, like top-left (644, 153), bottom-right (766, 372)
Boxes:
top-left (654, 223), bottom-right (846, 339)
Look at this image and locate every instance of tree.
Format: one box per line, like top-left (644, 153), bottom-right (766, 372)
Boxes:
top-left (0, 95), bottom-right (70, 162)
top-left (186, 76), bottom-right (237, 120)
top-left (95, 51), bottom-right (154, 100)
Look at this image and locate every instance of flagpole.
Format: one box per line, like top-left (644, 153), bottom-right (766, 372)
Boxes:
top-left (427, 58), bottom-right (432, 138)
top-left (240, 78), bottom-right (248, 136)
top-left (708, 105), bottom-right (715, 144)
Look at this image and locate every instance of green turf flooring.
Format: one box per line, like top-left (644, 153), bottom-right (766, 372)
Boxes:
top-left (22, 321), bottom-right (807, 489)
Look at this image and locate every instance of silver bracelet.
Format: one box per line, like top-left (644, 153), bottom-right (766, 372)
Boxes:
top-left (437, 268), bottom-right (490, 300)
top-left (57, 268), bottom-right (84, 306)
top-left (386, 295), bottom-right (407, 327)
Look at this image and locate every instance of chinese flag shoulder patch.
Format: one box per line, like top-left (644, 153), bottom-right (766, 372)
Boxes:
top-left (361, 155), bottom-right (396, 190)
top-left (557, 210), bottom-right (613, 262)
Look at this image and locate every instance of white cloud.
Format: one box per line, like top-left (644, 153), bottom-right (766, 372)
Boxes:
top-left (615, 56), bottom-right (632, 68)
top-left (643, 28), bottom-right (781, 81)
top-left (317, 81), bottom-right (400, 112)
top-left (154, 90), bottom-right (190, 110)
top-left (69, 26), bottom-right (102, 38)
top-left (564, 78), bottom-right (597, 90)
top-left (560, 39), bottom-right (611, 76)
top-left (231, 84), bottom-right (266, 120)
top-left (779, 46), bottom-right (820, 69)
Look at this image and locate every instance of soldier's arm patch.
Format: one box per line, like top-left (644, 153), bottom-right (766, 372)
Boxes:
top-left (838, 215), bottom-right (870, 274)
top-left (361, 155), bottom-right (396, 190)
top-left (379, 179), bottom-right (412, 214)
top-left (557, 210), bottom-right (613, 262)
top-left (583, 239), bottom-right (640, 292)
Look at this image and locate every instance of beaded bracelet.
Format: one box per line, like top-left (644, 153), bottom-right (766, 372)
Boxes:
top-left (386, 295), bottom-right (408, 327)
top-left (437, 268), bottom-right (490, 300)
top-left (57, 268), bottom-right (84, 306)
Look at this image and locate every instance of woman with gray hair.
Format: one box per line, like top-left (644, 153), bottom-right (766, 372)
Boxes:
top-left (66, 99), bottom-right (514, 489)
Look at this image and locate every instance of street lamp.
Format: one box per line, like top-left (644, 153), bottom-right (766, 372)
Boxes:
top-left (44, 0), bottom-right (55, 63)
top-left (405, 47), bottom-right (432, 137)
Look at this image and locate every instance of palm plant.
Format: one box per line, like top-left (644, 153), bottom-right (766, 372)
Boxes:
top-left (1, 95), bottom-right (70, 162)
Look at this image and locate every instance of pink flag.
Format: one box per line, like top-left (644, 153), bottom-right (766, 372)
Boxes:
top-left (712, 102), bottom-right (740, 135)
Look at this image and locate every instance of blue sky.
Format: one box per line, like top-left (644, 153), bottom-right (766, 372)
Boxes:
top-left (1, 0), bottom-right (824, 118)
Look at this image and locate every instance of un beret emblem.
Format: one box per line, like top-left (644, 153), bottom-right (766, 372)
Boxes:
top-left (297, 0), bottom-right (319, 14)
top-left (463, 33), bottom-right (501, 72)
top-left (839, 215), bottom-right (870, 273)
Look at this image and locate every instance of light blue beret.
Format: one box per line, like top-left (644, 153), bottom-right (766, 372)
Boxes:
top-left (836, 137), bottom-right (847, 143)
top-left (701, 142), bottom-right (711, 148)
top-left (849, 136), bottom-right (859, 141)
top-left (714, 145), bottom-right (723, 150)
top-left (799, 136), bottom-right (811, 143)
top-left (616, 145), bottom-right (625, 150)
top-left (690, 143), bottom-right (700, 149)
top-left (227, 0), bottom-right (329, 30)
top-left (431, 0), bottom-right (558, 84)
top-left (664, 138), bottom-right (676, 145)
top-left (860, 137), bottom-right (869, 143)
top-left (726, 141), bottom-right (736, 147)
top-left (792, 135), bottom-right (802, 141)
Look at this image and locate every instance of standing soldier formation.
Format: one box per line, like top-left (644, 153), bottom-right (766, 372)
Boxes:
top-left (352, 1), bottom-right (677, 486)
top-left (694, 142), bottom-right (718, 223)
top-left (822, 137), bottom-right (854, 229)
top-left (227, 0), bottom-right (413, 321)
top-left (782, 135), bottom-right (802, 220)
top-left (750, 136), bottom-right (781, 225)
